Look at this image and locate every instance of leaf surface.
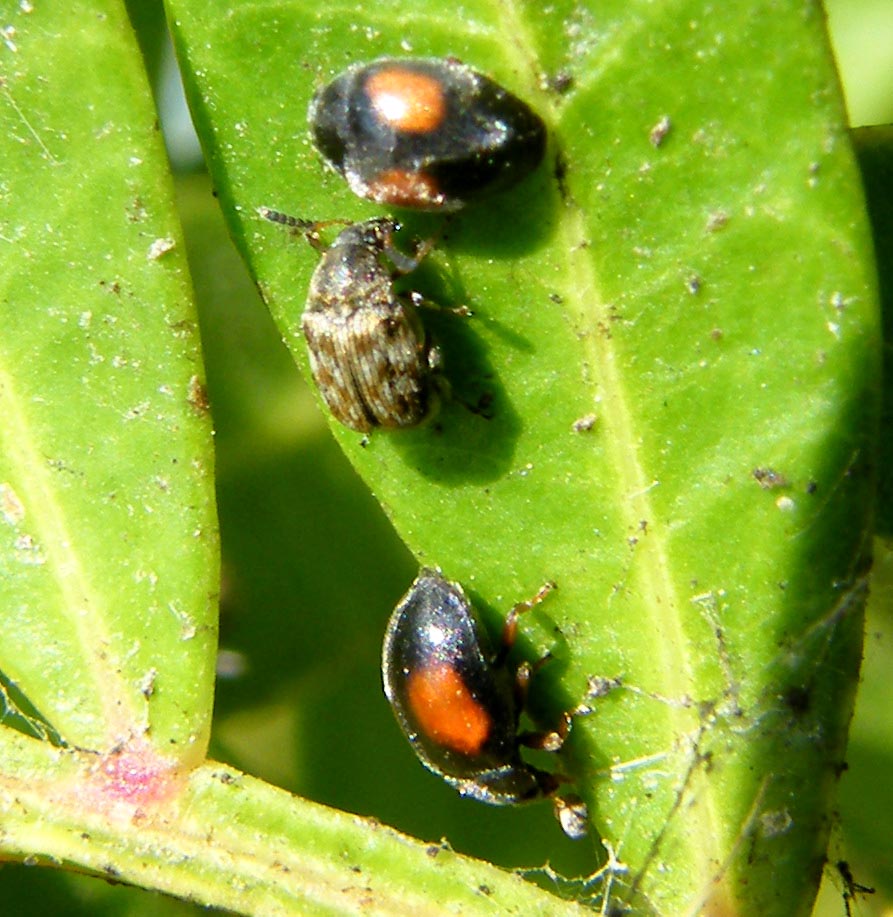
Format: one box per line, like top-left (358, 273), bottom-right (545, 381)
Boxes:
top-left (0, 1), bottom-right (218, 757)
top-left (167, 0), bottom-right (880, 913)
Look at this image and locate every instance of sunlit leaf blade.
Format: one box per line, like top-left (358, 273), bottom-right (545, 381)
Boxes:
top-left (0, 1), bottom-right (217, 757)
top-left (168, 0), bottom-right (880, 913)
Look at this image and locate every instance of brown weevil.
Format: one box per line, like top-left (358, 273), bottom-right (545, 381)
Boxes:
top-left (260, 211), bottom-right (452, 432)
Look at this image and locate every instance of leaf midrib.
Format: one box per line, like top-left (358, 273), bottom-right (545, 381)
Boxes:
top-left (553, 141), bottom-right (721, 888)
top-left (489, 0), bottom-right (722, 882)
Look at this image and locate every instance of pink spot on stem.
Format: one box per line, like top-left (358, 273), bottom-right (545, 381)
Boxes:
top-left (78, 738), bottom-right (183, 821)
top-left (98, 745), bottom-right (176, 803)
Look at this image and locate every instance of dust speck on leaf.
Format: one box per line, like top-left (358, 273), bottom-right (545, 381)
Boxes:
top-left (1, 25), bottom-right (18, 53)
top-left (705, 210), bottom-right (729, 232)
top-left (542, 69), bottom-right (574, 95)
top-left (649, 115), bottom-right (672, 147)
top-left (14, 533), bottom-right (44, 564)
top-left (128, 197), bottom-right (147, 222)
top-left (572, 413), bottom-right (598, 433)
top-left (753, 467), bottom-right (789, 489)
top-left (138, 667), bottom-right (158, 698)
top-left (168, 602), bottom-right (197, 640)
top-left (124, 401), bottom-right (150, 420)
top-left (147, 237), bottom-right (175, 260)
top-left (1, 482), bottom-right (25, 525)
top-left (187, 375), bottom-right (210, 412)
top-left (759, 808), bottom-right (792, 837)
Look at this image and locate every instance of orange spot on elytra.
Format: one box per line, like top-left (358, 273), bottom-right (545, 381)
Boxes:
top-left (367, 169), bottom-right (444, 208)
top-left (407, 663), bottom-right (491, 755)
top-left (366, 68), bottom-right (446, 133)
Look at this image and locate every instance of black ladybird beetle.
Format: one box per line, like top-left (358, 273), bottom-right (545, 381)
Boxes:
top-left (309, 57), bottom-right (547, 211)
top-left (382, 567), bottom-right (589, 839)
top-left (260, 210), bottom-right (448, 433)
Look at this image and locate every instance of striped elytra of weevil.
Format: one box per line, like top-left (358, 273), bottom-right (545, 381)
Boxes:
top-left (260, 210), bottom-right (465, 433)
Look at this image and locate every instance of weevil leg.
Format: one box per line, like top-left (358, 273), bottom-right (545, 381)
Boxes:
top-left (406, 289), bottom-right (472, 317)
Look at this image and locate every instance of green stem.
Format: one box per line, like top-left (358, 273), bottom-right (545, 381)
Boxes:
top-left (0, 728), bottom-right (591, 916)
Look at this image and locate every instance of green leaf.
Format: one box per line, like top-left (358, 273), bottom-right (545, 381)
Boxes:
top-left (829, 539), bottom-right (893, 910)
top-left (168, 0), bottom-right (880, 913)
top-left (853, 125), bottom-right (893, 536)
top-left (0, 2), bottom-right (217, 756)
top-left (0, 4), bottom-right (595, 914)
top-left (0, 7), bottom-right (597, 906)
top-left (4, 0), bottom-right (878, 913)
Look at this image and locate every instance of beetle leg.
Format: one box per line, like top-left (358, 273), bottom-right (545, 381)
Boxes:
top-left (518, 710), bottom-right (572, 753)
top-left (553, 794), bottom-right (589, 840)
top-left (406, 289), bottom-right (472, 316)
top-left (495, 580), bottom-right (556, 666)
